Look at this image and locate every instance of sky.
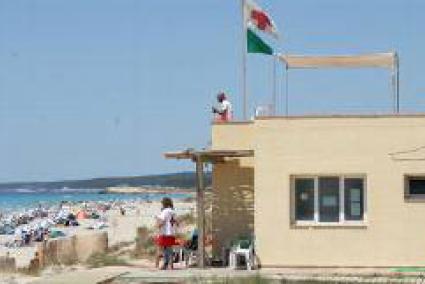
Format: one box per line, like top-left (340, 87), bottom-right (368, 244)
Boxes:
top-left (0, 0), bottom-right (424, 182)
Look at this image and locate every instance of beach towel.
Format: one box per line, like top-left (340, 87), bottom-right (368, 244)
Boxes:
top-left (76, 211), bottom-right (88, 219)
top-left (49, 230), bottom-right (65, 239)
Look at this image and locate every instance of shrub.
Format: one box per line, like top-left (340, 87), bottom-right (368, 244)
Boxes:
top-left (134, 227), bottom-right (157, 259)
top-left (85, 253), bottom-right (128, 268)
top-left (179, 212), bottom-right (196, 225)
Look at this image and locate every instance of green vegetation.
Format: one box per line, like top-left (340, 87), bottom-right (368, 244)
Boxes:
top-left (179, 212), bottom-right (196, 226)
top-left (204, 275), bottom-right (272, 284)
top-left (85, 252), bottom-right (129, 268)
top-left (133, 227), bottom-right (157, 259)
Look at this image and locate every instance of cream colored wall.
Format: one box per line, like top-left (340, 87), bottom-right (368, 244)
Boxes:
top-left (254, 116), bottom-right (425, 267)
top-left (211, 122), bottom-right (254, 258)
top-left (212, 122), bottom-right (254, 151)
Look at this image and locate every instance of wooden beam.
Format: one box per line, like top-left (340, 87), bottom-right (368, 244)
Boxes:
top-left (164, 149), bottom-right (254, 161)
top-left (195, 155), bottom-right (205, 268)
top-left (199, 150), bottom-right (254, 158)
top-left (164, 151), bottom-right (193, 160)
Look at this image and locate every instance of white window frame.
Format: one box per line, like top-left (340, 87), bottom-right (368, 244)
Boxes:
top-left (291, 175), bottom-right (367, 226)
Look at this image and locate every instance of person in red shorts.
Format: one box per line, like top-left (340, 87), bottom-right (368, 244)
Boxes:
top-left (155, 197), bottom-right (179, 270)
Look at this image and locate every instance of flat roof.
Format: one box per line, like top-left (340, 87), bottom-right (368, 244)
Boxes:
top-left (256, 113), bottom-right (425, 120)
top-left (211, 113), bottom-right (425, 125)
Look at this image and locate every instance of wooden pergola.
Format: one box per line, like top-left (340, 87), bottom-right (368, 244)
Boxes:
top-left (164, 149), bottom-right (254, 268)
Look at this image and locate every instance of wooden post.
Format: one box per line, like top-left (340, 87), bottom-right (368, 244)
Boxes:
top-left (195, 154), bottom-right (205, 268)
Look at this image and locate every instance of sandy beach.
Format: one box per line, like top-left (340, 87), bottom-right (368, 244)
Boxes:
top-left (0, 196), bottom-right (196, 271)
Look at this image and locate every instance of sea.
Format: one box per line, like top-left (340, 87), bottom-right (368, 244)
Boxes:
top-left (0, 190), bottom-right (192, 214)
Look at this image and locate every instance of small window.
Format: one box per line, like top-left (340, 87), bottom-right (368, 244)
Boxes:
top-left (292, 175), bottom-right (366, 225)
top-left (405, 176), bottom-right (425, 199)
top-left (295, 178), bottom-right (315, 221)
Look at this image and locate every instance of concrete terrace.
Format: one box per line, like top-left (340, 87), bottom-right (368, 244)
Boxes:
top-left (18, 266), bottom-right (425, 284)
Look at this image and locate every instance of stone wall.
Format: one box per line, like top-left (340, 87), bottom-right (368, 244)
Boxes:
top-left (211, 122), bottom-right (255, 260)
top-left (0, 256), bottom-right (16, 273)
top-left (38, 231), bottom-right (108, 266)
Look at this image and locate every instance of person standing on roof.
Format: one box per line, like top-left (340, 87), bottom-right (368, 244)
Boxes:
top-left (212, 92), bottom-right (232, 122)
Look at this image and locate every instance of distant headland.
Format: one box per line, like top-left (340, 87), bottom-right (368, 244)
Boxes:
top-left (0, 172), bottom-right (212, 193)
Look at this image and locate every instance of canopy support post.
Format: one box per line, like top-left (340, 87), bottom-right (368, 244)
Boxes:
top-left (391, 52), bottom-right (400, 114)
top-left (195, 155), bottom-right (205, 268)
top-left (396, 53), bottom-right (400, 114)
top-left (285, 64), bottom-right (289, 116)
top-left (272, 55), bottom-right (278, 115)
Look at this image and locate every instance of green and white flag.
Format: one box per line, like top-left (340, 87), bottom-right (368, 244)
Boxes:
top-left (247, 28), bottom-right (273, 55)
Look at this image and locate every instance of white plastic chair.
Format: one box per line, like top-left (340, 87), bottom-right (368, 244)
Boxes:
top-left (228, 238), bottom-right (255, 270)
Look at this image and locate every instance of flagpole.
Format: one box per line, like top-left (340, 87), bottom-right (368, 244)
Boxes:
top-left (241, 0), bottom-right (248, 120)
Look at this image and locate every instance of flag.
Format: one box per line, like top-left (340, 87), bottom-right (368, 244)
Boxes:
top-left (247, 28), bottom-right (273, 55)
top-left (244, 0), bottom-right (279, 39)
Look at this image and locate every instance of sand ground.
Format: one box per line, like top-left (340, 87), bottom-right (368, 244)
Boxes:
top-left (0, 199), bottom-right (195, 270)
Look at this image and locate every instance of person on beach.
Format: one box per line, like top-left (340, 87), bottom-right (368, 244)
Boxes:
top-left (14, 227), bottom-right (23, 247)
top-left (155, 197), bottom-right (178, 270)
top-left (120, 206), bottom-right (126, 216)
top-left (212, 92), bottom-right (232, 122)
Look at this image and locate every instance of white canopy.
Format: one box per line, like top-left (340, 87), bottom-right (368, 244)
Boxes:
top-left (278, 51), bottom-right (400, 113)
top-left (279, 52), bottom-right (397, 70)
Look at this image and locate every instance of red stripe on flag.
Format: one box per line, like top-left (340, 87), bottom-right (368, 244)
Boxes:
top-left (250, 10), bottom-right (272, 31)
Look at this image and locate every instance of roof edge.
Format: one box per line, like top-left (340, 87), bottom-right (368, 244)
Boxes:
top-left (211, 121), bottom-right (254, 125)
top-left (256, 113), bottom-right (425, 120)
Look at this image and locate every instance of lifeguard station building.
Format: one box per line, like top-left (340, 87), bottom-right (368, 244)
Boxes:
top-left (169, 52), bottom-right (425, 267)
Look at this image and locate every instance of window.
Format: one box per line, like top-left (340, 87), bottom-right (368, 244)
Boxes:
top-left (292, 175), bottom-right (366, 224)
top-left (344, 178), bottom-right (364, 220)
top-left (319, 177), bottom-right (340, 222)
top-left (295, 178), bottom-right (314, 221)
top-left (405, 176), bottom-right (425, 199)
